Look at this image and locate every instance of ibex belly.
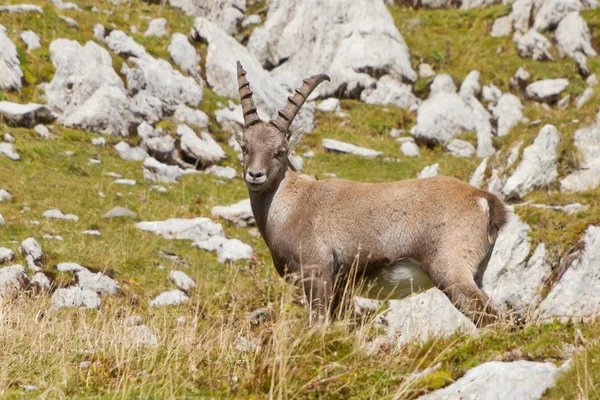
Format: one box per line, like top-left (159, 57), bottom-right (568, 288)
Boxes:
top-left (360, 259), bottom-right (434, 300)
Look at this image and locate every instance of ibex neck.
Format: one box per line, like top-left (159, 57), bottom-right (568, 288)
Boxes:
top-left (249, 168), bottom-right (297, 243)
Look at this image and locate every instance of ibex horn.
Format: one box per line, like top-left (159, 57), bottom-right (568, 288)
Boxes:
top-left (271, 74), bottom-right (331, 133)
top-left (237, 61), bottom-right (261, 127)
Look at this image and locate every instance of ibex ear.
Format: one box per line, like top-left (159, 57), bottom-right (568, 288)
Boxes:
top-left (287, 127), bottom-right (304, 153)
top-left (230, 120), bottom-right (244, 145)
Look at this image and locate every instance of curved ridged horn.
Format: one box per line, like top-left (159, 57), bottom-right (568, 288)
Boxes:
top-left (271, 74), bottom-right (331, 133)
top-left (237, 61), bottom-right (261, 127)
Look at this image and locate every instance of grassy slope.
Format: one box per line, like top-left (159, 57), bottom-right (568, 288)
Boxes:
top-left (0, 0), bottom-right (599, 398)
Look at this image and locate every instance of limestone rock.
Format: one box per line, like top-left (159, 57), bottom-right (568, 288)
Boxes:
top-left (168, 33), bottom-right (203, 83)
top-left (0, 27), bottom-right (23, 92)
top-left (401, 141), bottom-right (420, 157)
top-left (382, 288), bottom-right (476, 345)
top-left (0, 248), bottom-right (15, 264)
top-left (136, 217), bottom-right (224, 242)
top-left (491, 15), bottom-right (513, 37)
top-left (490, 93), bottom-right (525, 137)
top-left (114, 141), bottom-right (149, 161)
top-left (19, 30), bottom-right (41, 52)
top-left (516, 29), bottom-right (554, 61)
top-left (533, 0), bottom-right (582, 32)
top-left (469, 157), bottom-right (488, 189)
top-left (0, 265), bottom-right (29, 299)
top-left (411, 92), bottom-right (474, 144)
top-left (560, 121), bottom-right (600, 192)
top-left (0, 101), bottom-right (55, 128)
top-left (447, 139), bottom-right (475, 158)
top-left (555, 12), bottom-right (597, 58)
top-left (211, 198), bottom-right (254, 227)
top-left (149, 289), bottom-right (189, 307)
top-left (193, 236), bottom-right (253, 263)
top-left (144, 18), bottom-right (167, 37)
top-left (143, 157), bottom-right (183, 183)
top-left (102, 206), bottom-right (137, 219)
top-left (322, 139), bottom-right (382, 158)
top-left (247, 0), bottom-right (416, 99)
top-left (0, 4), bottom-right (42, 13)
top-left (418, 164), bottom-right (440, 179)
top-left (360, 75), bottom-right (418, 109)
top-left (316, 98), bottom-right (340, 113)
top-left (52, 287), bottom-right (101, 309)
top-left (169, 270), bottom-right (196, 292)
top-left (43, 39), bottom-right (136, 136)
top-left (502, 125), bottom-right (560, 199)
top-left (169, 0), bottom-right (246, 35)
top-left (538, 225), bottom-right (600, 321)
top-left (525, 79), bottom-right (569, 103)
top-left (418, 63), bottom-right (435, 79)
top-left (421, 360), bottom-right (567, 400)
top-left (173, 104), bottom-right (209, 128)
top-left (177, 124), bottom-right (226, 167)
top-left (20, 237), bottom-right (42, 262)
top-left (42, 209), bottom-right (79, 221)
top-left (0, 189), bottom-right (12, 202)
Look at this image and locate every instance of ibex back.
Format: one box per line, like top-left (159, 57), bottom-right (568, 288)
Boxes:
top-left (232, 61), bottom-right (509, 327)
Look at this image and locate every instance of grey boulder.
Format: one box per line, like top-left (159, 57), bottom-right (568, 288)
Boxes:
top-left (560, 121), bottom-right (600, 192)
top-left (0, 101), bottom-right (55, 128)
top-left (211, 198), bottom-right (255, 227)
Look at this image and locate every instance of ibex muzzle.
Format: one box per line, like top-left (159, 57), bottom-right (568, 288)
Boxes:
top-left (232, 61), bottom-right (509, 327)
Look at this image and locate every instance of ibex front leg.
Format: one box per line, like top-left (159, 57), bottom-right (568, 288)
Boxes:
top-left (301, 264), bottom-right (334, 326)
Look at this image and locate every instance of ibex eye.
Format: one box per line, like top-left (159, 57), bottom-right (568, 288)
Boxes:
top-left (276, 149), bottom-right (287, 157)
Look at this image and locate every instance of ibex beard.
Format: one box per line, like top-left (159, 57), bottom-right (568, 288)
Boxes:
top-left (232, 61), bottom-right (509, 328)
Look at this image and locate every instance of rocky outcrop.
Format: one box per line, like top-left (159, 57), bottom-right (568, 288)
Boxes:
top-left (538, 225), bottom-right (600, 321)
top-left (322, 139), bottom-right (382, 158)
top-left (0, 101), bottom-right (55, 128)
top-left (43, 40), bottom-right (136, 136)
top-left (247, 0), bottom-right (416, 98)
top-left (169, 0), bottom-right (246, 35)
top-left (502, 125), bottom-right (560, 199)
top-left (560, 120), bottom-right (600, 192)
top-left (0, 26), bottom-right (24, 92)
top-left (211, 199), bottom-right (255, 227)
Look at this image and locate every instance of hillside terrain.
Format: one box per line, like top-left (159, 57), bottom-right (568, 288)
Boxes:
top-left (0, 0), bottom-right (600, 398)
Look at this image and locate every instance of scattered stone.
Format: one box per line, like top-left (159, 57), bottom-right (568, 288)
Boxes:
top-left (91, 137), bottom-right (106, 146)
top-left (144, 18), bottom-right (167, 37)
top-left (143, 157), bottom-right (183, 183)
top-left (533, 0), bottom-right (582, 32)
top-left (114, 141), bottom-right (149, 161)
top-left (482, 84), bottom-right (502, 102)
top-left (560, 121), bottom-right (600, 192)
top-left (0, 101), bottom-right (55, 128)
top-left (76, 269), bottom-right (120, 296)
top-left (173, 104), bottom-right (209, 128)
top-left (516, 29), bottom-right (554, 61)
top-left (316, 98), bottom-right (340, 112)
top-left (149, 289), bottom-right (189, 307)
top-left (555, 12), bottom-right (597, 58)
top-left (526, 79), bottom-right (569, 103)
top-left (447, 139), bottom-right (475, 158)
top-left (171, 0), bottom-right (245, 35)
top-left (52, 287), bottom-right (101, 309)
top-left (431, 74), bottom-right (457, 94)
top-left (510, 66), bottom-right (530, 90)
top-left (400, 141), bottom-right (420, 157)
top-left (169, 270), bottom-right (196, 292)
top-left (56, 262), bottom-right (86, 272)
top-left (51, 0), bottom-right (80, 11)
top-left (93, 24), bottom-right (105, 41)
top-left (205, 165), bottom-right (236, 179)
top-left (420, 360), bottom-right (568, 400)
top-left (490, 94), bottom-right (525, 137)
top-left (20, 238), bottom-right (42, 263)
top-left (211, 199), bottom-right (254, 228)
top-left (538, 225), bottom-right (600, 321)
top-left (382, 288), bottom-right (476, 345)
top-left (58, 15), bottom-right (78, 29)
top-left (576, 87), bottom-right (594, 108)
top-left (33, 124), bottom-right (50, 138)
top-left (322, 139), bottom-right (382, 158)
top-left (418, 63), bottom-right (435, 78)
top-left (42, 209), bottom-right (79, 221)
top-left (575, 51), bottom-right (590, 77)
top-left (0, 248), bottom-right (15, 264)
top-left (102, 206), bottom-right (137, 219)
top-left (418, 164), bottom-right (440, 179)
top-left (0, 189), bottom-right (12, 202)
top-left (0, 265), bottom-right (29, 299)
top-left (360, 75), bottom-right (419, 109)
top-left (0, 4), bottom-right (42, 13)
top-left (177, 124), bottom-right (226, 167)
top-left (193, 236), bottom-right (253, 263)
top-left (242, 14), bottom-right (261, 28)
top-left (81, 230), bottom-right (101, 236)
top-left (136, 218), bottom-right (224, 242)
top-left (502, 125), bottom-right (560, 199)
top-left (114, 179), bottom-right (136, 186)
top-left (522, 202), bottom-right (589, 214)
top-left (0, 27), bottom-right (23, 92)
top-left (491, 15), bottom-right (513, 37)
top-left (586, 74), bottom-right (598, 87)
top-left (4, 133), bottom-right (14, 143)
top-left (19, 30), bottom-right (41, 52)
top-left (469, 158), bottom-right (489, 189)
top-left (43, 40), bottom-right (136, 136)
top-left (168, 33), bottom-right (203, 83)
top-left (30, 272), bottom-right (51, 291)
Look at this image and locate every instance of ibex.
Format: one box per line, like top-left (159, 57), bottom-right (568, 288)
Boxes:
top-left (232, 61), bottom-right (509, 327)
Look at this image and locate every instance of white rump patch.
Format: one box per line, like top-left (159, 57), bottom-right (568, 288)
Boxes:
top-left (478, 197), bottom-right (489, 215)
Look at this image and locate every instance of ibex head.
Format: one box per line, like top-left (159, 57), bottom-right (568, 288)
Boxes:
top-left (231, 61), bottom-right (330, 193)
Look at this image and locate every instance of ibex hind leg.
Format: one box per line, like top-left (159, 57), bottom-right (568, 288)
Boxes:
top-left (425, 252), bottom-right (502, 328)
top-left (300, 264), bottom-right (334, 326)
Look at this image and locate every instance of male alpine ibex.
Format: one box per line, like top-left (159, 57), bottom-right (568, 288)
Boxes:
top-left (232, 61), bottom-right (509, 327)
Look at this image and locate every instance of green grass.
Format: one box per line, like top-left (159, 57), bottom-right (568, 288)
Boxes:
top-left (1, 0), bottom-right (600, 397)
